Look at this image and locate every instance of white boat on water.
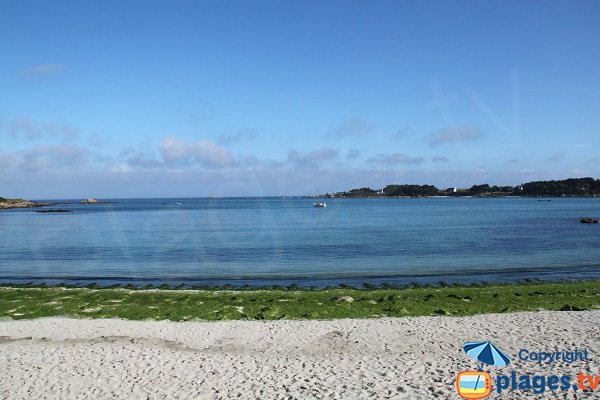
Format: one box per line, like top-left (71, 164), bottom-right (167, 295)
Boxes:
top-left (313, 186), bottom-right (326, 207)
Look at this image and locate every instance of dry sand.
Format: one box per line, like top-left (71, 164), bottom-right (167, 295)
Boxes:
top-left (1, 311), bottom-right (598, 399)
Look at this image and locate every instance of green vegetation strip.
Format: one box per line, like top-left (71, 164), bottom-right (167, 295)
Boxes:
top-left (1, 281), bottom-right (599, 321)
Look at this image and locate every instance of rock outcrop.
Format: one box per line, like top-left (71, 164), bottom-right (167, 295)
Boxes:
top-left (80, 198), bottom-right (111, 204)
top-left (0, 198), bottom-right (43, 209)
top-left (580, 218), bottom-right (599, 224)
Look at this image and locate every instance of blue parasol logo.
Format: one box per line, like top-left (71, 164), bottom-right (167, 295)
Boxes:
top-left (457, 341), bottom-right (511, 398)
top-left (463, 341), bottom-right (511, 371)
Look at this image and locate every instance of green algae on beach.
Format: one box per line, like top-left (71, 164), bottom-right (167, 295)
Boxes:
top-left (0, 280), bottom-right (599, 321)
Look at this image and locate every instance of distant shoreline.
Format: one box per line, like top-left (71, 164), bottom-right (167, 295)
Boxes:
top-left (305, 194), bottom-right (599, 199)
top-left (313, 177), bottom-right (600, 199)
top-left (3, 177), bottom-right (600, 204)
top-left (3, 177), bottom-right (600, 203)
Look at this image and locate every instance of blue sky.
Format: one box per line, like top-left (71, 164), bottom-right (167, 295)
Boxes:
top-left (1, 0), bottom-right (599, 198)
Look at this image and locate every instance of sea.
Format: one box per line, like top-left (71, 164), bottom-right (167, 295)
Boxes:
top-left (1, 197), bottom-right (599, 287)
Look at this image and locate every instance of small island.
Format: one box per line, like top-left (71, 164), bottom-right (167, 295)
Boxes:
top-left (0, 197), bottom-right (45, 209)
top-left (0, 197), bottom-right (67, 210)
top-left (80, 198), bottom-right (112, 204)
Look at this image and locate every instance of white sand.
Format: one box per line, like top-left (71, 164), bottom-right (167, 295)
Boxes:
top-left (0, 311), bottom-right (598, 399)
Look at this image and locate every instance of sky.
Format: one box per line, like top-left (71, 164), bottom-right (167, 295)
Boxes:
top-left (1, 0), bottom-right (599, 198)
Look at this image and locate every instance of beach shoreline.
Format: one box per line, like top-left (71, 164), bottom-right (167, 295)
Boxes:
top-left (1, 311), bottom-right (598, 399)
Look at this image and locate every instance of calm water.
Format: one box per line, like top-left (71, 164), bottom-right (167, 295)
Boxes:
top-left (1, 197), bottom-right (599, 287)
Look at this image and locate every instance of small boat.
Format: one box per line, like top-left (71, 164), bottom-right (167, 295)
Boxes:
top-left (313, 186), bottom-right (326, 207)
top-left (175, 202), bottom-right (183, 206)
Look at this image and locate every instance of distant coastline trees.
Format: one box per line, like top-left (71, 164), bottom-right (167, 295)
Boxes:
top-left (328, 177), bottom-right (600, 198)
top-left (521, 178), bottom-right (600, 196)
top-left (383, 184), bottom-right (439, 197)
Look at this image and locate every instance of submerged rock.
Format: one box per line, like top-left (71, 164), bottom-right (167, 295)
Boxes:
top-left (580, 218), bottom-right (599, 224)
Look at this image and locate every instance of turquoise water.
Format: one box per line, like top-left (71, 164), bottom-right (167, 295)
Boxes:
top-left (1, 197), bottom-right (599, 286)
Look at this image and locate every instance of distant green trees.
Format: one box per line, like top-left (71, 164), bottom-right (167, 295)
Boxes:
top-left (468, 184), bottom-right (491, 194)
top-left (492, 186), bottom-right (515, 193)
top-left (521, 177), bottom-right (600, 196)
top-left (0, 197), bottom-right (6, 203)
top-left (383, 184), bottom-right (439, 196)
top-left (349, 187), bottom-right (377, 196)
top-left (337, 177), bottom-right (600, 197)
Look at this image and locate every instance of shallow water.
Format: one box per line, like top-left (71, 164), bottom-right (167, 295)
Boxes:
top-left (1, 197), bottom-right (599, 286)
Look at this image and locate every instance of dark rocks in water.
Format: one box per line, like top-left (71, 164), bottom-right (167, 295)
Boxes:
top-left (35, 209), bottom-right (75, 213)
top-left (580, 218), bottom-right (599, 224)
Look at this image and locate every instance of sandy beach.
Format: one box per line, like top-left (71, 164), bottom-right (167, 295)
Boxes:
top-left (1, 311), bottom-right (598, 399)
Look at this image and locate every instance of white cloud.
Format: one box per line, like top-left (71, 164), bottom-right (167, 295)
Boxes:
top-left (19, 145), bottom-right (89, 171)
top-left (109, 163), bottom-right (133, 173)
top-left (117, 147), bottom-right (163, 170)
top-left (0, 152), bottom-right (18, 168)
top-left (127, 155), bottom-right (163, 169)
top-left (367, 153), bottom-right (424, 165)
top-left (237, 155), bottom-right (262, 168)
top-left (159, 136), bottom-right (234, 168)
top-left (428, 127), bottom-right (482, 147)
